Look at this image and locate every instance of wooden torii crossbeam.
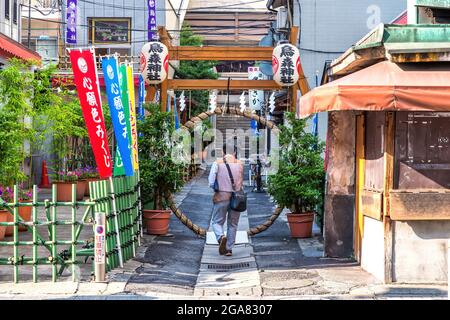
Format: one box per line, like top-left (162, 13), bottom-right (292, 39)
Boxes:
top-left (147, 27), bottom-right (310, 113)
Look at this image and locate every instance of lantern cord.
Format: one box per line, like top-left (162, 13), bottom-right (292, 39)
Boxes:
top-left (226, 77), bottom-right (231, 114)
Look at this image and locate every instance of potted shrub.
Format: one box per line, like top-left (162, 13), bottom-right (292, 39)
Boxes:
top-left (52, 171), bottom-right (79, 202)
top-left (4, 187), bottom-right (34, 235)
top-left (138, 103), bottom-right (187, 235)
top-left (78, 166), bottom-right (100, 197)
top-left (267, 112), bottom-right (325, 238)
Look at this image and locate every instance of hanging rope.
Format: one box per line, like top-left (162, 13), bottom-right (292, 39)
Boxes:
top-left (164, 105), bottom-right (284, 237)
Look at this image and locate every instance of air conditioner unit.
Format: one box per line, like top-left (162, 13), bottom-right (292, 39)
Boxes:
top-left (276, 7), bottom-right (289, 31)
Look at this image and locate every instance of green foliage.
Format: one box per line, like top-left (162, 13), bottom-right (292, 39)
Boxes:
top-left (138, 103), bottom-right (186, 209)
top-left (0, 59), bottom-right (35, 186)
top-left (267, 112), bottom-right (325, 214)
top-left (0, 58), bottom-right (89, 186)
top-left (175, 24), bottom-right (219, 116)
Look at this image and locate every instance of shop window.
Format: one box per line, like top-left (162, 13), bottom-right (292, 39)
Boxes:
top-left (5, 0), bottom-right (10, 20)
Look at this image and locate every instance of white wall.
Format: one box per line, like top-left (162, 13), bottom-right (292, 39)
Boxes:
top-left (393, 221), bottom-right (450, 283)
top-left (293, 0), bottom-right (407, 141)
top-left (361, 216), bottom-right (385, 282)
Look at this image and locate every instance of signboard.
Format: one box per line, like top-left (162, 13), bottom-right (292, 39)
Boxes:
top-left (69, 48), bottom-right (112, 178)
top-left (248, 67), bottom-right (264, 111)
top-left (66, 0), bottom-right (77, 44)
top-left (90, 18), bottom-right (131, 44)
top-left (148, 0), bottom-right (158, 41)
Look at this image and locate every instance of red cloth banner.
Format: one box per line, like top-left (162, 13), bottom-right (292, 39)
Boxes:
top-left (69, 48), bottom-right (112, 178)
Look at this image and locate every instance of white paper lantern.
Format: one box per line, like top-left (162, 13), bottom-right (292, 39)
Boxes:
top-left (272, 42), bottom-right (300, 87)
top-left (140, 42), bottom-right (169, 85)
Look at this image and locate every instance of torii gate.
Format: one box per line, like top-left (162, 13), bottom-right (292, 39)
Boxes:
top-left (145, 26), bottom-right (312, 237)
top-left (146, 26), bottom-right (310, 113)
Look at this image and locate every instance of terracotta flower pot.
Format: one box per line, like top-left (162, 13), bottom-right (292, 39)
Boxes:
top-left (5, 200), bottom-right (32, 235)
top-left (18, 200), bottom-right (32, 232)
top-left (0, 210), bottom-right (8, 241)
top-left (143, 209), bottom-right (171, 235)
top-left (287, 212), bottom-right (315, 238)
top-left (54, 182), bottom-right (76, 202)
top-left (76, 180), bottom-right (87, 201)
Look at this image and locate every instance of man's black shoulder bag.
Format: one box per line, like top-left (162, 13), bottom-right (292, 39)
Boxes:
top-left (223, 158), bottom-right (247, 212)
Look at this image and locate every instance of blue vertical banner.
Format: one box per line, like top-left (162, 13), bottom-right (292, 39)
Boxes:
top-left (313, 114), bottom-right (319, 137)
top-left (102, 56), bottom-right (134, 177)
top-left (138, 75), bottom-right (145, 121)
top-left (148, 0), bottom-right (158, 41)
top-left (66, 0), bottom-right (77, 44)
top-left (174, 94), bottom-right (180, 130)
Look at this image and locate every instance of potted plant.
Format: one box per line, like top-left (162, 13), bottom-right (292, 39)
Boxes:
top-left (52, 171), bottom-right (79, 202)
top-left (78, 166), bottom-right (100, 197)
top-left (0, 187), bottom-right (13, 240)
top-left (4, 187), bottom-right (34, 235)
top-left (138, 103), bottom-right (187, 235)
top-left (267, 112), bottom-right (325, 238)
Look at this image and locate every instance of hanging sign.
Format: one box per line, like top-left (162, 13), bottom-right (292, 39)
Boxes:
top-left (248, 67), bottom-right (264, 111)
top-left (126, 64), bottom-right (140, 170)
top-left (140, 42), bottom-right (169, 85)
top-left (66, 0), bottom-right (77, 44)
top-left (148, 0), bottom-right (158, 41)
top-left (101, 56), bottom-right (134, 177)
top-left (69, 48), bottom-right (112, 178)
top-left (272, 43), bottom-right (300, 87)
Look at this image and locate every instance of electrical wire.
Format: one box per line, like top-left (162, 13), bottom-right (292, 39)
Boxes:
top-left (22, 0), bottom-right (270, 12)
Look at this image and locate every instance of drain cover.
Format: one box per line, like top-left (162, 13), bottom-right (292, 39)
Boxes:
top-left (207, 262), bottom-right (251, 271)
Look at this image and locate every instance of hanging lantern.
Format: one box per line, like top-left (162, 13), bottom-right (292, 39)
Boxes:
top-left (272, 42), bottom-right (300, 87)
top-left (140, 42), bottom-right (169, 85)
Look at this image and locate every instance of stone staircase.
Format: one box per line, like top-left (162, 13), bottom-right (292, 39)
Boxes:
top-left (215, 113), bottom-right (252, 159)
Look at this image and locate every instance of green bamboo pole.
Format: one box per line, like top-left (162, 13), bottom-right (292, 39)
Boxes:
top-left (125, 176), bottom-right (134, 258)
top-left (51, 184), bottom-right (57, 282)
top-left (130, 176), bottom-right (137, 257)
top-left (122, 177), bottom-right (131, 260)
top-left (109, 177), bottom-right (123, 267)
top-left (118, 178), bottom-right (128, 261)
top-left (137, 169), bottom-right (143, 245)
top-left (13, 185), bottom-right (19, 283)
top-left (71, 183), bottom-right (77, 281)
top-left (32, 185), bottom-right (38, 283)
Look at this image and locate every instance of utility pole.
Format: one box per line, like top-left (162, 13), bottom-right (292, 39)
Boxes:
top-left (27, 0), bottom-right (32, 48)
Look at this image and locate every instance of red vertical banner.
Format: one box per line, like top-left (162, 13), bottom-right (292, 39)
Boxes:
top-left (69, 48), bottom-right (112, 178)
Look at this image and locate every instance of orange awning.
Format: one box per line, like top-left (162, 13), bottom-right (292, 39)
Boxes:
top-left (298, 61), bottom-right (450, 118)
top-left (0, 33), bottom-right (41, 62)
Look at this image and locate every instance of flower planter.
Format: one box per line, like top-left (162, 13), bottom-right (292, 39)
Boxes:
top-left (76, 180), bottom-right (87, 201)
top-left (143, 209), bottom-right (171, 235)
top-left (5, 200), bottom-right (32, 235)
top-left (0, 210), bottom-right (8, 241)
top-left (54, 182), bottom-right (76, 202)
top-left (286, 212), bottom-right (315, 238)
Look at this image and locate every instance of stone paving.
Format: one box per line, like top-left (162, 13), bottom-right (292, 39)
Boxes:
top-left (0, 169), bottom-right (448, 300)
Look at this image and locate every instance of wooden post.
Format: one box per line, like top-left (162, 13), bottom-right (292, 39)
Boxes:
top-left (383, 111), bottom-right (395, 283)
top-left (289, 26), bottom-right (310, 113)
top-left (354, 114), bottom-right (365, 262)
top-left (289, 26), bottom-right (299, 113)
top-left (159, 27), bottom-right (172, 112)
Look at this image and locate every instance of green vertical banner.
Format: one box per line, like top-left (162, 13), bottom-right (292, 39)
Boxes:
top-left (113, 147), bottom-right (125, 176)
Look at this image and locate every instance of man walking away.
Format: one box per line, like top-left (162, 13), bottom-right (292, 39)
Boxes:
top-left (208, 142), bottom-right (244, 256)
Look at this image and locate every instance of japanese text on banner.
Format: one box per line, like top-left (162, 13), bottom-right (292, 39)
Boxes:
top-left (102, 56), bottom-right (134, 177)
top-left (69, 49), bottom-right (112, 178)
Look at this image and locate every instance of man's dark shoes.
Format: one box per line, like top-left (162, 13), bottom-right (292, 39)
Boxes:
top-left (225, 250), bottom-right (232, 256)
top-left (219, 236), bottom-right (227, 255)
